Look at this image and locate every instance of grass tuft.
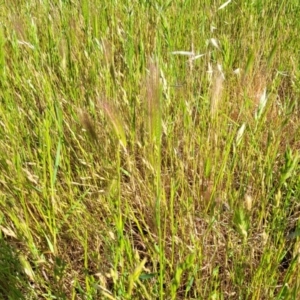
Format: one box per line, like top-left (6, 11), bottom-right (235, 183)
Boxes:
top-left (0, 1), bottom-right (300, 299)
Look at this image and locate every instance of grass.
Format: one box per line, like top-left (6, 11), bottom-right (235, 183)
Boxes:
top-left (0, 0), bottom-right (300, 299)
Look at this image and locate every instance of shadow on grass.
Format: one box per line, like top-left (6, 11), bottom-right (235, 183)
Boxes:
top-left (0, 237), bottom-right (29, 299)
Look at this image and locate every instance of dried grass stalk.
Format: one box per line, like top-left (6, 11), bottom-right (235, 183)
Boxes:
top-left (210, 68), bottom-right (224, 117)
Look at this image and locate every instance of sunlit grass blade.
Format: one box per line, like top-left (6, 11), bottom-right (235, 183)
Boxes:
top-left (218, 0), bottom-right (232, 10)
top-left (127, 258), bottom-right (147, 297)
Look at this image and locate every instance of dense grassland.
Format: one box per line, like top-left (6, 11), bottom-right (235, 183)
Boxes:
top-left (0, 0), bottom-right (300, 299)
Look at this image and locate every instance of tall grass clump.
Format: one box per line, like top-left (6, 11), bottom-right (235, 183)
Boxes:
top-left (0, 0), bottom-right (300, 299)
